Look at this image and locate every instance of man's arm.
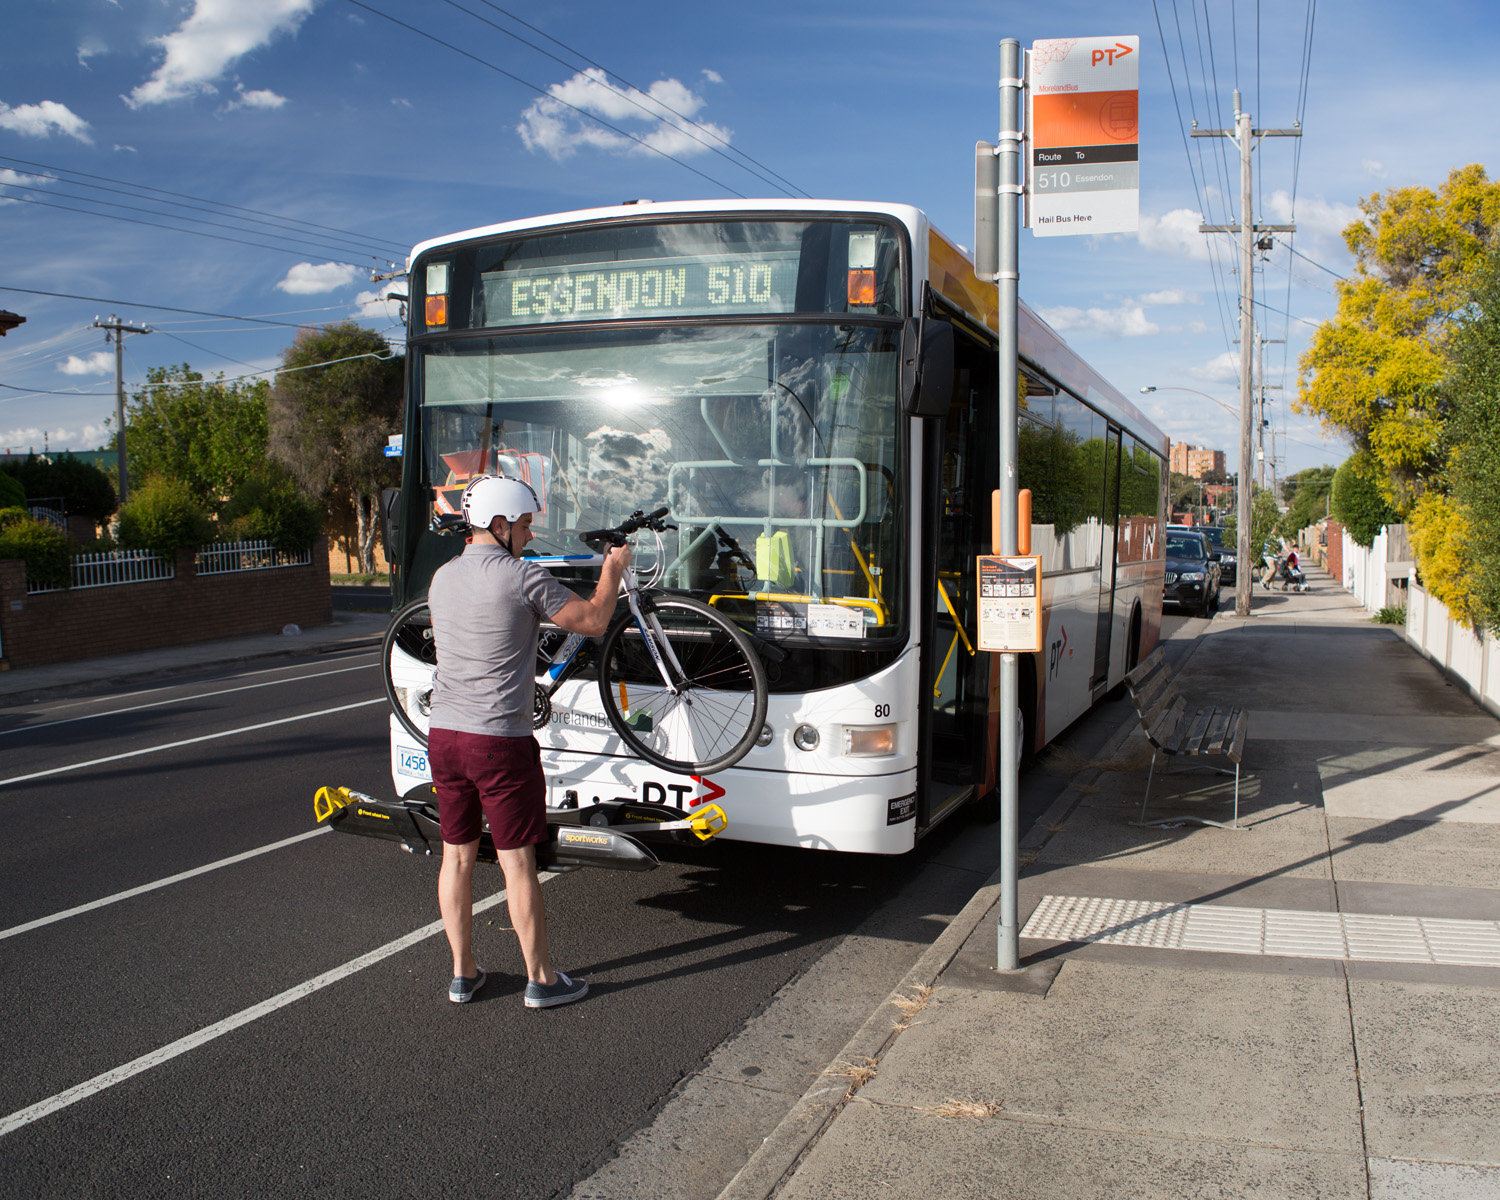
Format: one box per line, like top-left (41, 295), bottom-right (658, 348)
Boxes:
top-left (550, 544), bottom-right (631, 636)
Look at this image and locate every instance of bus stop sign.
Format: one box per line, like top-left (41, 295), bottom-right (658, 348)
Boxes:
top-left (1028, 35), bottom-right (1140, 236)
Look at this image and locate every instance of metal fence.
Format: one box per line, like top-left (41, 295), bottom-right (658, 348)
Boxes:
top-left (28, 548), bottom-right (175, 594)
top-left (195, 540), bottom-right (313, 576)
top-left (23, 540), bottom-right (311, 593)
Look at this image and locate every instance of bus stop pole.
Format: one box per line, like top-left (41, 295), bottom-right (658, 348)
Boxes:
top-left (995, 37), bottom-right (1023, 971)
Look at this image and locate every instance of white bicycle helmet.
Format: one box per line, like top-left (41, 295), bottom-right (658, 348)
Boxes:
top-left (460, 475), bottom-right (540, 528)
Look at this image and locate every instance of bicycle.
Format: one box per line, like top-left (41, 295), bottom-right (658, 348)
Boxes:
top-left (382, 506), bottom-right (770, 776)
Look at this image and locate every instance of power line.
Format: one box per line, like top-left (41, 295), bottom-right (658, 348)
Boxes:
top-left (0, 286), bottom-right (328, 328)
top-left (0, 154), bottom-right (407, 253)
top-left (462, 0), bottom-right (809, 198)
top-left (0, 181), bottom-right (387, 266)
top-left (2, 193), bottom-right (375, 268)
top-left (348, 0), bottom-right (748, 199)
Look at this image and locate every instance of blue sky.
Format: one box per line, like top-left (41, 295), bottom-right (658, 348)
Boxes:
top-left (1, 0), bottom-right (1495, 481)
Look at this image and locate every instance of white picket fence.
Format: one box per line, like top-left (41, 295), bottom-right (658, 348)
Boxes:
top-left (1406, 582), bottom-right (1500, 720)
top-left (26, 539), bottom-right (310, 594)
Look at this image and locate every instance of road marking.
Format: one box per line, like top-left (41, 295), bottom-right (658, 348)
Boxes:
top-left (10, 651), bottom-right (379, 716)
top-left (1023, 895), bottom-right (1500, 966)
top-left (0, 828), bottom-right (333, 943)
top-left (0, 662), bottom-right (380, 739)
top-left (0, 884), bottom-right (527, 1139)
top-left (0, 698), bottom-right (388, 789)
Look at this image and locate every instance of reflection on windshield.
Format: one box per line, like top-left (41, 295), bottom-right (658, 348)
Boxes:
top-left (1166, 535), bottom-right (1206, 559)
top-left (420, 323), bottom-right (904, 637)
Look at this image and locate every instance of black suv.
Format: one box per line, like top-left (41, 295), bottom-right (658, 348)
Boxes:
top-left (1168, 523), bottom-right (1237, 585)
top-left (1163, 530), bottom-right (1223, 618)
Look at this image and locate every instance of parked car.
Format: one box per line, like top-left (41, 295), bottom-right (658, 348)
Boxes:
top-left (1164, 529), bottom-right (1222, 618)
top-left (1168, 523), bottom-right (1237, 585)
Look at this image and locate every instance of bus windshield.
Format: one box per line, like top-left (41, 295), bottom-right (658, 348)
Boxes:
top-left (418, 321), bottom-right (905, 639)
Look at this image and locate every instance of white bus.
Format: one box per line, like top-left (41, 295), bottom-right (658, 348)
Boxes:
top-left (381, 199), bottom-right (1166, 855)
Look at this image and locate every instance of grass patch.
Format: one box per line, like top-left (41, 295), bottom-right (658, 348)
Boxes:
top-left (331, 572), bottom-right (390, 586)
top-left (1372, 605), bottom-right (1407, 625)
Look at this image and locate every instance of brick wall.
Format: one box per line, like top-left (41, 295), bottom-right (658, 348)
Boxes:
top-left (0, 536), bottom-right (333, 670)
top-left (1324, 520), bottom-right (1345, 587)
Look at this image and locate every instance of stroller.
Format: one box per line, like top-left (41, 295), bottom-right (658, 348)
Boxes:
top-left (1261, 552), bottom-right (1309, 592)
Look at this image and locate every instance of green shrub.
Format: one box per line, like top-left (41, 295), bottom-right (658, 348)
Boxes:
top-left (0, 472), bottom-right (23, 510)
top-left (0, 453), bottom-right (116, 518)
top-left (222, 474), bottom-right (323, 554)
top-left (0, 515), bottom-right (70, 589)
top-left (116, 477), bottom-right (215, 555)
top-left (1331, 454), bottom-right (1400, 548)
top-left (1373, 605), bottom-right (1407, 625)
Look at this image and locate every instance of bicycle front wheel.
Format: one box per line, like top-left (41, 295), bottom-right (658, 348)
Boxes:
top-left (597, 596), bottom-right (768, 776)
top-left (383, 598), bottom-right (436, 748)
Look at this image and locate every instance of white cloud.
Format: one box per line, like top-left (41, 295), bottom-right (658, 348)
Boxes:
top-left (78, 38), bottom-right (108, 69)
top-left (1186, 351), bottom-right (1242, 385)
top-left (1266, 189), bottom-right (1361, 241)
top-left (1037, 303), bottom-right (1159, 337)
top-left (114, 144), bottom-right (137, 153)
top-left (392, 97), bottom-right (412, 109)
top-left (223, 85), bottom-right (287, 111)
top-left (518, 68), bottom-right (731, 160)
top-left (0, 167), bottom-right (47, 204)
top-left (126, 0), bottom-right (317, 108)
top-left (1139, 288), bottom-right (1200, 306)
top-left (277, 262), bottom-right (360, 294)
top-left (1363, 160), bottom-right (1388, 179)
top-left (354, 287), bottom-right (401, 319)
top-left (702, 69), bottom-right (724, 84)
top-left (1136, 208), bottom-right (1210, 261)
top-left (58, 352), bottom-right (115, 377)
top-left (1, 424), bottom-right (111, 452)
top-left (0, 100), bottom-right (93, 142)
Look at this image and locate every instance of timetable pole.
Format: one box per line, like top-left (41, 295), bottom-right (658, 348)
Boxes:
top-left (995, 37), bottom-right (1023, 971)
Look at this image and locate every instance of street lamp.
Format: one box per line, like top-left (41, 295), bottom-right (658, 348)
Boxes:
top-left (1139, 384), bottom-right (1238, 418)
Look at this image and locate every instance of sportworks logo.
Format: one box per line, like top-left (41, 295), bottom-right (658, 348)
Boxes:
top-left (1092, 42), bottom-right (1134, 66)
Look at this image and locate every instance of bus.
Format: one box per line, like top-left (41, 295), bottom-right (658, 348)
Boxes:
top-left (381, 199), bottom-right (1166, 855)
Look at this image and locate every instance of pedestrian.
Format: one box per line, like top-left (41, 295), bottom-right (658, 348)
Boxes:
top-left (426, 475), bottom-right (630, 1007)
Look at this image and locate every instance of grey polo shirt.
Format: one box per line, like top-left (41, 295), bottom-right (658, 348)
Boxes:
top-left (426, 542), bottom-right (577, 737)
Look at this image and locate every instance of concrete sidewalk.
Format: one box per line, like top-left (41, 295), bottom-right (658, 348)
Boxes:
top-left (0, 609), bottom-right (388, 702)
top-left (720, 566), bottom-right (1500, 1200)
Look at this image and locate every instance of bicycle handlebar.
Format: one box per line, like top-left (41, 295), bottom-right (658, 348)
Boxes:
top-left (580, 507), bottom-right (672, 548)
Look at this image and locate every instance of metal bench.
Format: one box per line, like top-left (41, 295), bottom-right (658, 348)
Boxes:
top-left (1123, 646), bottom-right (1249, 830)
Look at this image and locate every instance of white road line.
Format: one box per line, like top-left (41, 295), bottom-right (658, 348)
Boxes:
top-left (13, 651), bottom-right (380, 715)
top-left (0, 886), bottom-right (519, 1139)
top-left (0, 662), bottom-right (380, 739)
top-left (0, 828), bottom-right (333, 943)
top-left (0, 698), bottom-right (387, 789)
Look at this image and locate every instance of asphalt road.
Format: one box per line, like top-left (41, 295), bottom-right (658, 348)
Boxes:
top-left (0, 617), bottom-right (1192, 1199)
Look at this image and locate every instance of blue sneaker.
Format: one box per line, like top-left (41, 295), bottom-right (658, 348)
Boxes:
top-left (524, 971), bottom-right (588, 1009)
top-left (449, 967), bottom-right (486, 1004)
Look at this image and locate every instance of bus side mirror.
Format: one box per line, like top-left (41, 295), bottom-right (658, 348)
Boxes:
top-left (380, 487), bottom-right (400, 565)
top-left (903, 318), bottom-right (954, 418)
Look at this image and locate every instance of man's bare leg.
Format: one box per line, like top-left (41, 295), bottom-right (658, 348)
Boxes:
top-left (498, 844), bottom-right (556, 986)
top-left (439, 839), bottom-right (479, 978)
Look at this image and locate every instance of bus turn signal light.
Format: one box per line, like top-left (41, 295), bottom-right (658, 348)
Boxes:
top-left (847, 269), bottom-right (876, 306)
top-left (845, 725), bottom-right (896, 757)
top-left (425, 295), bottom-right (448, 327)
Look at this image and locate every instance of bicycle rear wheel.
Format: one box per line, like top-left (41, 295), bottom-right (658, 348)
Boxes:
top-left (597, 596), bottom-right (768, 776)
top-left (383, 598), bottom-right (436, 748)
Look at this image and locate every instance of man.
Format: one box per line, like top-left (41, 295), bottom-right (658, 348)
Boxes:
top-left (426, 475), bottom-right (630, 1007)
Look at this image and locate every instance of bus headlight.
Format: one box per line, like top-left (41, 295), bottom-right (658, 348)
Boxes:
top-left (844, 725), bottom-right (897, 757)
top-left (792, 724), bottom-right (820, 751)
top-left (756, 723), bottom-right (774, 748)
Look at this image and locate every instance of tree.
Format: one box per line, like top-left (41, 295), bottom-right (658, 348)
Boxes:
top-left (268, 322), bottom-right (403, 573)
top-left (126, 365), bottom-right (269, 506)
top-left (1277, 465), bottom-right (1336, 538)
top-left (0, 453), bottom-right (116, 519)
top-left (1330, 453), bottom-right (1400, 548)
top-left (1296, 164), bottom-right (1500, 511)
top-left (1222, 488), bottom-right (1278, 564)
top-left (1439, 243), bottom-right (1500, 632)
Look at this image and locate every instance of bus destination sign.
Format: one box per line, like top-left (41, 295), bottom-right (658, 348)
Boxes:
top-left (482, 251), bottom-right (802, 326)
top-left (1028, 35), bottom-right (1140, 237)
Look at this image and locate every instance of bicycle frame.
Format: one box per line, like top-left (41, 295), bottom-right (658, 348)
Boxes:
top-left (530, 551), bottom-right (689, 705)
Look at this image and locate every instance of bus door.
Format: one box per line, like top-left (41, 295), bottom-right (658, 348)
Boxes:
top-left (918, 327), bottom-right (996, 829)
top-left (1091, 426), bottom-right (1122, 696)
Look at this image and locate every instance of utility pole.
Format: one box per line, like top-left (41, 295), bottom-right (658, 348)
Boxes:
top-left (1255, 332), bottom-right (1284, 492)
top-left (92, 315), bottom-right (150, 503)
top-left (1195, 93), bottom-right (1299, 616)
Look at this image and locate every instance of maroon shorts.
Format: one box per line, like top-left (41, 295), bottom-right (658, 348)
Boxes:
top-left (428, 728), bottom-right (547, 850)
